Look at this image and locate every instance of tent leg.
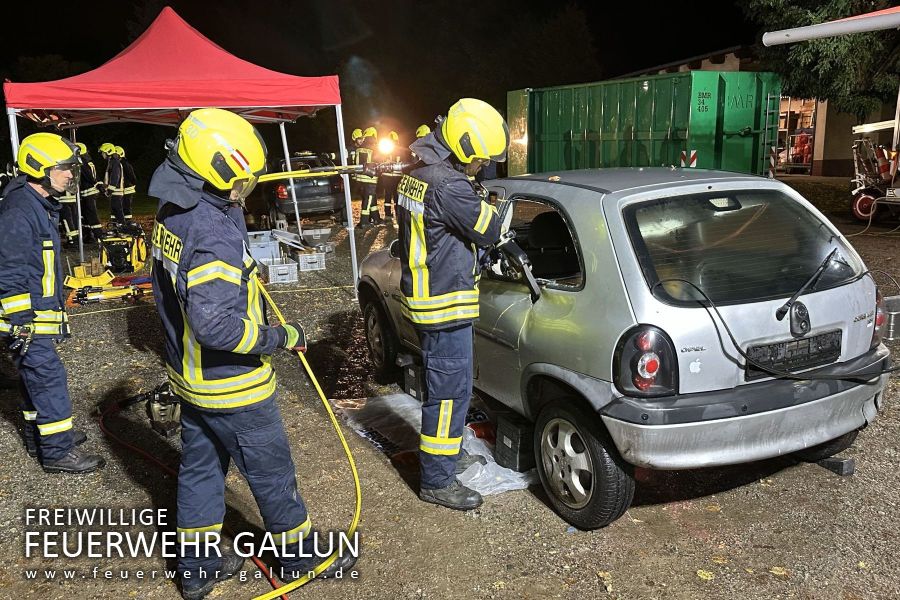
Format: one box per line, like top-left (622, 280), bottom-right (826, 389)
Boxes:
top-left (70, 130), bottom-right (84, 264)
top-left (278, 122), bottom-right (303, 240)
top-left (335, 104), bottom-right (359, 298)
top-left (6, 108), bottom-right (20, 168)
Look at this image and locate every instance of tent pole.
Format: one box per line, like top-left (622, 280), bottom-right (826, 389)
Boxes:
top-left (278, 122), bottom-right (303, 240)
top-left (70, 130), bottom-right (84, 263)
top-left (335, 104), bottom-right (358, 297)
top-left (6, 108), bottom-right (20, 166)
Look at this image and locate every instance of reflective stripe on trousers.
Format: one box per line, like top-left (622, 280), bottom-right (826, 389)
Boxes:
top-left (177, 398), bottom-right (312, 576)
top-left (417, 323), bottom-right (474, 489)
top-left (8, 337), bottom-right (74, 461)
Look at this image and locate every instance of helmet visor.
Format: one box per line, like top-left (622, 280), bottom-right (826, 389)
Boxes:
top-left (50, 159), bottom-right (81, 193)
top-left (231, 176), bottom-right (259, 200)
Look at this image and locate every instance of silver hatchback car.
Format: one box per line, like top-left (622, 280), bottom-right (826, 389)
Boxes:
top-left (357, 168), bottom-right (892, 529)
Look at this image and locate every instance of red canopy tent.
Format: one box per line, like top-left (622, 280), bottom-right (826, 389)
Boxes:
top-left (3, 6), bottom-right (359, 282)
top-left (3, 5), bottom-right (341, 125)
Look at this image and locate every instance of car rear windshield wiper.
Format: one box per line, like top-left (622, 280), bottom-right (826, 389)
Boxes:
top-left (775, 247), bottom-right (838, 321)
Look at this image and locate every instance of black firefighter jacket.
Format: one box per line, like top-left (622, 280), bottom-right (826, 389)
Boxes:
top-left (0, 176), bottom-right (70, 337)
top-left (395, 134), bottom-right (501, 330)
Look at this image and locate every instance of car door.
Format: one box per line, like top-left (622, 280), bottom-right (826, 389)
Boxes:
top-left (475, 196), bottom-right (585, 409)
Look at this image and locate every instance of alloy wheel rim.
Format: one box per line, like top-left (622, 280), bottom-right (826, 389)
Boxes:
top-left (540, 417), bottom-right (594, 509)
top-left (366, 310), bottom-right (384, 368)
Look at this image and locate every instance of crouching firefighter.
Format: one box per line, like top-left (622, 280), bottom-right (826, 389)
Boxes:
top-left (148, 108), bottom-right (357, 600)
top-left (396, 98), bottom-right (508, 510)
top-left (0, 133), bottom-right (105, 473)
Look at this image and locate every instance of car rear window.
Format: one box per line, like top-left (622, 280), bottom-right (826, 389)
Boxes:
top-left (280, 155), bottom-right (328, 170)
top-left (624, 189), bottom-right (863, 305)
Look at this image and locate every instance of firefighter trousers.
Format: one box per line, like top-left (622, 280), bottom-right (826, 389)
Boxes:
top-left (122, 193), bottom-right (133, 221)
top-left (80, 194), bottom-right (101, 240)
top-left (109, 194), bottom-right (126, 225)
top-left (9, 337), bottom-right (74, 462)
top-left (382, 176), bottom-right (399, 220)
top-left (58, 202), bottom-right (79, 243)
top-left (417, 323), bottom-right (473, 489)
top-left (177, 397), bottom-right (313, 577)
top-left (358, 183), bottom-right (380, 225)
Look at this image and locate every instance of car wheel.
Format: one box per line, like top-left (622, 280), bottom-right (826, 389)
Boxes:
top-left (794, 429), bottom-right (859, 463)
top-left (533, 399), bottom-right (635, 529)
top-left (851, 193), bottom-right (878, 222)
top-left (363, 300), bottom-right (399, 383)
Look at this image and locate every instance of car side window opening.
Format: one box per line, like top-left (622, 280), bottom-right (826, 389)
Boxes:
top-left (490, 198), bottom-right (583, 288)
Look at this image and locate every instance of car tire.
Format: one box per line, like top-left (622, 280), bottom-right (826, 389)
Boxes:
top-left (363, 300), bottom-right (399, 383)
top-left (533, 399), bottom-right (635, 529)
top-left (794, 429), bottom-right (859, 463)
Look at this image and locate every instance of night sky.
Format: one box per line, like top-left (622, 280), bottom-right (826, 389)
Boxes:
top-left (0, 0), bottom-right (758, 179)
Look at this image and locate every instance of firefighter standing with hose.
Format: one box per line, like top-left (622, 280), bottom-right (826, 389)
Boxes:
top-left (101, 142), bottom-right (126, 225)
top-left (0, 133), bottom-right (105, 473)
top-left (380, 130), bottom-right (403, 223)
top-left (147, 108), bottom-right (356, 600)
top-left (354, 126), bottom-right (381, 227)
top-left (396, 99), bottom-right (508, 510)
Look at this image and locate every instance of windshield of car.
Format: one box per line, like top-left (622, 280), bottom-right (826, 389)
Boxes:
top-left (623, 189), bottom-right (863, 306)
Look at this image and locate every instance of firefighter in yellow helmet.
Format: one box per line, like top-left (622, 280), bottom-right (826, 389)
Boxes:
top-left (0, 133), bottom-right (105, 473)
top-left (353, 126), bottom-right (381, 227)
top-left (73, 143), bottom-right (102, 243)
top-left (148, 108), bottom-right (355, 599)
top-left (101, 142), bottom-right (126, 225)
top-left (379, 130), bottom-right (403, 223)
top-left (396, 99), bottom-right (508, 510)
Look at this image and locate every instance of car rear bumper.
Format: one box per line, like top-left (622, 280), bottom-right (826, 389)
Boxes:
top-left (601, 346), bottom-right (890, 469)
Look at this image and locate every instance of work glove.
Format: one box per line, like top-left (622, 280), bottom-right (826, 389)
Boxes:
top-left (280, 322), bottom-right (307, 353)
top-left (8, 323), bottom-right (34, 356)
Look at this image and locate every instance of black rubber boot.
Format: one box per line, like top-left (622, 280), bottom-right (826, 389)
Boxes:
top-left (455, 452), bottom-right (487, 474)
top-left (419, 480), bottom-right (483, 511)
top-left (28, 429), bottom-right (87, 458)
top-left (42, 447), bottom-right (106, 474)
top-left (181, 550), bottom-right (244, 600)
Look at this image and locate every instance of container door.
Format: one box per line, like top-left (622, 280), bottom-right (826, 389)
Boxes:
top-left (689, 72), bottom-right (781, 175)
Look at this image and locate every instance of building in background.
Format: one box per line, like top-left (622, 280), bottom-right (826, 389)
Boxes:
top-left (620, 46), bottom-right (896, 177)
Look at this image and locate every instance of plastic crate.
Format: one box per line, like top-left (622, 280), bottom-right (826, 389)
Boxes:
top-left (293, 251), bottom-right (326, 272)
top-left (259, 257), bottom-right (298, 284)
top-left (248, 231), bottom-right (281, 262)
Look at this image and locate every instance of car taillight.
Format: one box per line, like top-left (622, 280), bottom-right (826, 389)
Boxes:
top-left (614, 325), bottom-right (678, 398)
top-left (872, 288), bottom-right (887, 349)
top-left (275, 184), bottom-right (288, 200)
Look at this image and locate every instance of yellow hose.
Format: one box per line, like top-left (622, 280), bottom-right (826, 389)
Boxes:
top-left (252, 283), bottom-right (362, 600)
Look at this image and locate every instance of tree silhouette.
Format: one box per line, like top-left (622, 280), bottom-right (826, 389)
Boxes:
top-left (743, 0), bottom-right (899, 122)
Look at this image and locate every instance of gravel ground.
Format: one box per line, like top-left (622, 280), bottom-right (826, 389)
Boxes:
top-left (0, 189), bottom-right (898, 600)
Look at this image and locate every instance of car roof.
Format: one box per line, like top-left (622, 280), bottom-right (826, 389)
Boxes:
top-left (504, 168), bottom-right (763, 194)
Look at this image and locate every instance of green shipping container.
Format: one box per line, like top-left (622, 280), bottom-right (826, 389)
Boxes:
top-left (507, 71), bottom-right (781, 177)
